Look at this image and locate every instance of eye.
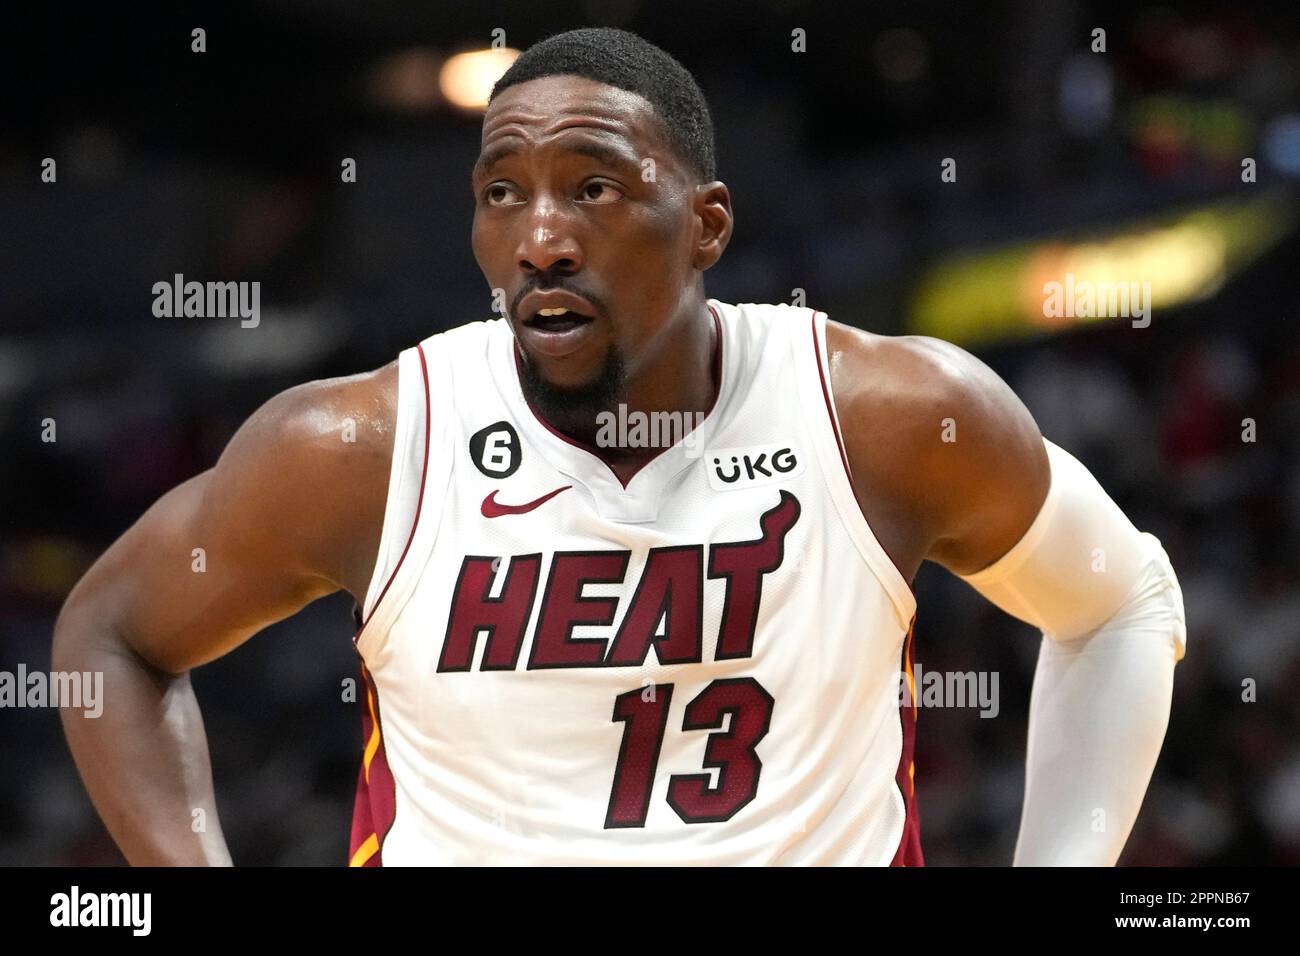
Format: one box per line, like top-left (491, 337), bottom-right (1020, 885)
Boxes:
top-left (578, 180), bottom-right (623, 204)
top-left (484, 184), bottom-right (523, 207)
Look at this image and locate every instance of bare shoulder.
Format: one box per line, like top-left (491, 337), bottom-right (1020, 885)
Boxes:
top-left (202, 359), bottom-right (400, 599)
top-left (824, 320), bottom-right (1049, 576)
top-left (825, 322), bottom-right (1028, 445)
top-left (238, 359), bottom-right (399, 457)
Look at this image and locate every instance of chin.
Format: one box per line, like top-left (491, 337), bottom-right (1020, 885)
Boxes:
top-left (518, 339), bottom-right (626, 417)
top-left (520, 348), bottom-right (601, 392)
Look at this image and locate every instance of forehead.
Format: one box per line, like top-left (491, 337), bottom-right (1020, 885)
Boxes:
top-left (480, 75), bottom-right (666, 153)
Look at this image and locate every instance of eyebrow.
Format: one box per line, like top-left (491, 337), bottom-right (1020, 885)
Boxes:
top-left (473, 138), bottom-right (639, 179)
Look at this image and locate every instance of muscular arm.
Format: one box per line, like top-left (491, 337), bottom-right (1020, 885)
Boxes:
top-left (828, 322), bottom-right (1185, 865)
top-left (825, 323), bottom-right (1051, 582)
top-left (52, 364), bottom-right (396, 865)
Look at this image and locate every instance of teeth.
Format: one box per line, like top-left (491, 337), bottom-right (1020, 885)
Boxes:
top-left (538, 308), bottom-right (570, 316)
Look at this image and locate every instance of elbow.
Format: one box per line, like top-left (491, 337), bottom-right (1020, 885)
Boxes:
top-left (1102, 532), bottom-right (1187, 663)
top-left (52, 589), bottom-right (97, 675)
top-left (52, 580), bottom-right (134, 675)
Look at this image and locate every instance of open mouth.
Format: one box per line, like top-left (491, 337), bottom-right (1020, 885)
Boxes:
top-left (524, 308), bottom-right (595, 333)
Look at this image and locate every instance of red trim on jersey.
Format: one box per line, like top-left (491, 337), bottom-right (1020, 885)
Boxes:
top-left (347, 344), bottom-right (432, 865)
top-left (890, 616), bottom-right (924, 866)
top-left (353, 342), bottom-right (433, 645)
top-left (811, 311), bottom-right (856, 481)
top-left (809, 311), bottom-right (919, 607)
top-left (348, 661), bottom-right (398, 867)
top-left (810, 311), bottom-right (923, 864)
top-left (511, 304), bottom-right (725, 489)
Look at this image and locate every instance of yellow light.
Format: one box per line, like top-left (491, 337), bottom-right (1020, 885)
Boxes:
top-left (909, 194), bottom-right (1296, 346)
top-left (439, 48), bottom-right (520, 112)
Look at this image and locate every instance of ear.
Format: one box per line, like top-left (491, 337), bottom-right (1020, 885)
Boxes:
top-left (691, 182), bottom-right (733, 271)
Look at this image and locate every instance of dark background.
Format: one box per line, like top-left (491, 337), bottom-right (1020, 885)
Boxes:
top-left (2, 0), bottom-right (1298, 865)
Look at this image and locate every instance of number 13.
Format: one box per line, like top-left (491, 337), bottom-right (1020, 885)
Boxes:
top-left (605, 678), bottom-right (774, 828)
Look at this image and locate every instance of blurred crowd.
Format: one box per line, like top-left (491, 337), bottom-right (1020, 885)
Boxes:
top-left (914, 286), bottom-right (1300, 866)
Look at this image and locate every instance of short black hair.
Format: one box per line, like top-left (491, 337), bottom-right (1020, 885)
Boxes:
top-left (489, 27), bottom-right (717, 182)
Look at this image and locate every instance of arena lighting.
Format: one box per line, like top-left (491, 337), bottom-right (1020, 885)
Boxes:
top-left (908, 193), bottom-right (1297, 346)
top-left (439, 47), bottom-right (520, 111)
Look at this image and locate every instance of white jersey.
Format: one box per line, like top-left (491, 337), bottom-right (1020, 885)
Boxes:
top-left (347, 300), bottom-right (922, 866)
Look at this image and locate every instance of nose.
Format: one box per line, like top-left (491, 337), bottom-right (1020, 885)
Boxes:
top-left (516, 195), bottom-right (582, 277)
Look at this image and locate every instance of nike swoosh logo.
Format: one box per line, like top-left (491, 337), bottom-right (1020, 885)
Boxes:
top-left (481, 485), bottom-right (572, 518)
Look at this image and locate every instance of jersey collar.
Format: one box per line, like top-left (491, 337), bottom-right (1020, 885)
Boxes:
top-left (490, 301), bottom-right (735, 523)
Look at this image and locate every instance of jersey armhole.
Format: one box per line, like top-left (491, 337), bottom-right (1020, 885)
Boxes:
top-left (796, 310), bottom-right (919, 628)
top-left (355, 344), bottom-right (433, 654)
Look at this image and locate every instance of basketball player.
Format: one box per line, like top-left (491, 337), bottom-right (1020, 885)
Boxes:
top-left (54, 28), bottom-right (1186, 866)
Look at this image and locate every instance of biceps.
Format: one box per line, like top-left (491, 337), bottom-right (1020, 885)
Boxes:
top-left (80, 470), bottom-right (334, 674)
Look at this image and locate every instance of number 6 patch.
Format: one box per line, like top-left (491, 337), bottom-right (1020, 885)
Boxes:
top-left (469, 421), bottom-right (522, 478)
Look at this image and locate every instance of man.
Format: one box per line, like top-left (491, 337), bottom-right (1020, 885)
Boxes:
top-left (54, 28), bottom-right (1186, 866)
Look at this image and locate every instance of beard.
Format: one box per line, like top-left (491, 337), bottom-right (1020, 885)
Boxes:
top-left (517, 342), bottom-right (627, 447)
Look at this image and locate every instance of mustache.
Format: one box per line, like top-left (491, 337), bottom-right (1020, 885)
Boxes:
top-left (510, 277), bottom-right (609, 321)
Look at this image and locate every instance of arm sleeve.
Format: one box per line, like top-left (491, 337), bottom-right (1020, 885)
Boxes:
top-left (957, 438), bottom-right (1187, 865)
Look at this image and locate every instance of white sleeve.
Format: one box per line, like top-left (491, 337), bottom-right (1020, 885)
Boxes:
top-left (958, 439), bottom-right (1186, 656)
top-left (957, 438), bottom-right (1187, 865)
